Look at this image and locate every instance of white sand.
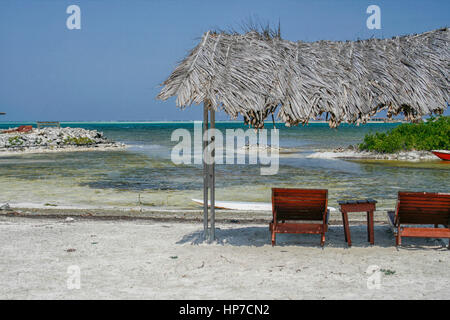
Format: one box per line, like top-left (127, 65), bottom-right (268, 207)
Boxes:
top-left (0, 216), bottom-right (449, 300)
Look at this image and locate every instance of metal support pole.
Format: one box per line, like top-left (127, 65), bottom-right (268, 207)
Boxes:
top-left (209, 108), bottom-right (215, 242)
top-left (203, 102), bottom-right (209, 241)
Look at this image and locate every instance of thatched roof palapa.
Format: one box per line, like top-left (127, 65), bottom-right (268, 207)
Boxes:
top-left (157, 27), bottom-right (449, 128)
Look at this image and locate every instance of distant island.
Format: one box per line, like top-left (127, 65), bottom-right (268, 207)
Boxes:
top-left (0, 126), bottom-right (125, 155)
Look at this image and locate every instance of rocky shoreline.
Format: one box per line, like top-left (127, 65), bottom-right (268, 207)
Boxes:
top-left (0, 127), bottom-right (125, 155)
top-left (308, 145), bottom-right (437, 161)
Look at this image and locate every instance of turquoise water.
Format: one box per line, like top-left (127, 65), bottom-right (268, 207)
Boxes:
top-left (0, 122), bottom-right (448, 211)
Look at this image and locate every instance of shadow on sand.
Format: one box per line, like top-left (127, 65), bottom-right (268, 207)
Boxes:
top-left (177, 224), bottom-right (449, 250)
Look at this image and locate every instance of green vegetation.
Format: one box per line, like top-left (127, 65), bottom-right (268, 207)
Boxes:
top-left (64, 136), bottom-right (95, 146)
top-left (8, 136), bottom-right (23, 146)
top-left (359, 116), bottom-right (450, 153)
top-left (44, 203), bottom-right (58, 207)
top-left (380, 268), bottom-right (396, 276)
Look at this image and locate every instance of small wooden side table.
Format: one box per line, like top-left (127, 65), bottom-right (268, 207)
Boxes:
top-left (338, 199), bottom-right (377, 247)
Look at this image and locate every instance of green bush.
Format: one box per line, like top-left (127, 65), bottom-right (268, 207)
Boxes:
top-left (359, 116), bottom-right (450, 153)
top-left (64, 136), bottom-right (95, 146)
top-left (8, 136), bottom-right (23, 146)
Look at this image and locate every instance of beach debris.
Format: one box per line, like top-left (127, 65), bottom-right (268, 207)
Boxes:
top-left (44, 203), bottom-right (58, 207)
top-left (137, 193), bottom-right (143, 213)
top-left (170, 256), bottom-right (178, 259)
top-left (0, 203), bottom-right (11, 211)
top-left (220, 255), bottom-right (232, 263)
top-left (66, 248), bottom-right (76, 252)
top-left (380, 268), bottom-right (396, 276)
top-left (81, 212), bottom-right (93, 217)
top-left (2, 125), bottom-right (33, 134)
top-left (6, 211), bottom-right (22, 216)
top-left (64, 217), bottom-right (75, 223)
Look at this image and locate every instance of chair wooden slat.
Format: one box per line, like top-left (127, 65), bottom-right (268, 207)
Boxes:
top-left (270, 188), bottom-right (328, 247)
top-left (390, 191), bottom-right (450, 248)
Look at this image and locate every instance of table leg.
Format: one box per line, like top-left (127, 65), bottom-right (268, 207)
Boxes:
top-left (368, 211), bottom-right (374, 245)
top-left (341, 211), bottom-right (347, 242)
top-left (343, 211), bottom-right (351, 247)
top-left (366, 212), bottom-right (370, 242)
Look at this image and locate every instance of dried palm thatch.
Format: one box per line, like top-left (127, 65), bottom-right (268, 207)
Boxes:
top-left (157, 27), bottom-right (449, 128)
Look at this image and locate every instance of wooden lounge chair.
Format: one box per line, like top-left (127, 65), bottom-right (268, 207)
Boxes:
top-left (387, 192), bottom-right (450, 248)
top-left (269, 188), bottom-right (329, 247)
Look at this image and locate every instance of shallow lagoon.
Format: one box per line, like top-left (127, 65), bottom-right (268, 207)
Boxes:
top-left (0, 122), bottom-right (448, 211)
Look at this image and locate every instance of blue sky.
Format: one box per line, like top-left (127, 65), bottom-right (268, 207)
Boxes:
top-left (0, 0), bottom-right (448, 121)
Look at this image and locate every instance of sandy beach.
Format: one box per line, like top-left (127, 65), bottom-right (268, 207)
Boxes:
top-left (1, 215), bottom-right (449, 300)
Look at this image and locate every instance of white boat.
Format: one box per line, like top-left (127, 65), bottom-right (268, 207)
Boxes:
top-left (192, 198), bottom-right (336, 212)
